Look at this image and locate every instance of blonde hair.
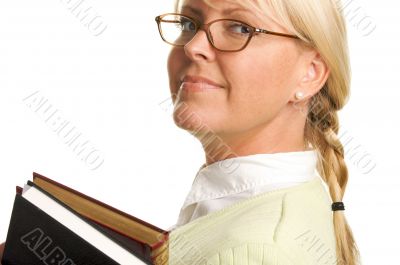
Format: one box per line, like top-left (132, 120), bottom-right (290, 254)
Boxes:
top-left (173, 0), bottom-right (360, 264)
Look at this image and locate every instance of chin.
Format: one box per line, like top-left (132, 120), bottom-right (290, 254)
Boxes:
top-left (172, 104), bottom-right (216, 135)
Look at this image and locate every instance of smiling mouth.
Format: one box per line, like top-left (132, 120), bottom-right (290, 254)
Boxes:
top-left (180, 81), bottom-right (224, 92)
top-left (181, 75), bottom-right (224, 88)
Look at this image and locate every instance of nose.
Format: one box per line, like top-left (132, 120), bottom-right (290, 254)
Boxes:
top-left (183, 29), bottom-right (216, 62)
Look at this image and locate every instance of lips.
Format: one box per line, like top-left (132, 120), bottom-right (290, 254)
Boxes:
top-left (181, 75), bottom-right (224, 88)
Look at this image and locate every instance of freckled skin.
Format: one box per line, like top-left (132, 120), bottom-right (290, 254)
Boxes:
top-left (167, 0), bottom-right (328, 164)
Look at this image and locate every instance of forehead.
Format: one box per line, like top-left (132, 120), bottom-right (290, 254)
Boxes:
top-left (178, 0), bottom-right (258, 13)
top-left (178, 0), bottom-right (278, 26)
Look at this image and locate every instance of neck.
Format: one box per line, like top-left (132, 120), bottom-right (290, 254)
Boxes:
top-left (200, 107), bottom-right (309, 166)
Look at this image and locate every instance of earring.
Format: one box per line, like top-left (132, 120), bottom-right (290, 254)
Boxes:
top-left (295, 91), bottom-right (304, 100)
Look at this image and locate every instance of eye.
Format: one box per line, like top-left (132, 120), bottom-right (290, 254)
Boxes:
top-left (180, 17), bottom-right (196, 32)
top-left (227, 22), bottom-right (252, 35)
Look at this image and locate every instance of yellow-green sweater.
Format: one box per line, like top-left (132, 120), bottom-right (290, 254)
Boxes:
top-left (168, 176), bottom-right (338, 265)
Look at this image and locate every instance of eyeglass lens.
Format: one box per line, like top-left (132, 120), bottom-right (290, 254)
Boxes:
top-left (158, 14), bottom-right (253, 51)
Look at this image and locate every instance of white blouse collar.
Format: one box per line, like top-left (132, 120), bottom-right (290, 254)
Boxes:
top-left (180, 149), bottom-right (319, 210)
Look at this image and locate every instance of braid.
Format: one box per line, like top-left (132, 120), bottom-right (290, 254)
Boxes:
top-left (305, 88), bottom-right (361, 265)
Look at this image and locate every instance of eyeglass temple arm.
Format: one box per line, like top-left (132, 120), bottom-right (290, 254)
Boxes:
top-left (255, 28), bottom-right (300, 39)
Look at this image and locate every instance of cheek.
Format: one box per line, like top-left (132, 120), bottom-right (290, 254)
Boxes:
top-left (167, 48), bottom-right (186, 97)
top-left (223, 49), bottom-right (299, 118)
top-left (224, 61), bottom-right (277, 103)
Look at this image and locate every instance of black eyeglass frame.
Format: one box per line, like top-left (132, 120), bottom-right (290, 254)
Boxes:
top-left (155, 12), bottom-right (300, 52)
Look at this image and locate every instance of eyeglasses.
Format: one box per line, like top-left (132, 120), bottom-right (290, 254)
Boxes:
top-left (155, 13), bottom-right (300, 52)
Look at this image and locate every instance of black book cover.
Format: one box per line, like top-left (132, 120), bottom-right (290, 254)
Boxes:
top-left (27, 180), bottom-right (153, 264)
top-left (1, 188), bottom-right (152, 265)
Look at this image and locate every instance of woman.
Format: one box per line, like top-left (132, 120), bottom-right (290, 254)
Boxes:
top-left (1, 0), bottom-right (360, 264)
top-left (157, 0), bottom-right (360, 264)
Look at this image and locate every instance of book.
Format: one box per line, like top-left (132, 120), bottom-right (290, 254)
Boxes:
top-left (1, 172), bottom-right (169, 265)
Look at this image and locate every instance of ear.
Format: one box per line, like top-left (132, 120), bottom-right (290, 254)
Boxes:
top-left (290, 51), bottom-right (330, 103)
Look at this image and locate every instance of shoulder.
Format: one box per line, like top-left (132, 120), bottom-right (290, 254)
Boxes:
top-left (169, 177), bottom-right (336, 265)
top-left (272, 177), bottom-right (337, 265)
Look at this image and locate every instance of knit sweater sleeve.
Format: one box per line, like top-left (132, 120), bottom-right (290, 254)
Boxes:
top-left (204, 243), bottom-right (295, 265)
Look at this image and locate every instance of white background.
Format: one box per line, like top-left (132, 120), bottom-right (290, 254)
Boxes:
top-left (0, 0), bottom-right (398, 264)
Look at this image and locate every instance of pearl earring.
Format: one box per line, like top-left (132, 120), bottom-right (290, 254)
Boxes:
top-left (295, 91), bottom-right (304, 100)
